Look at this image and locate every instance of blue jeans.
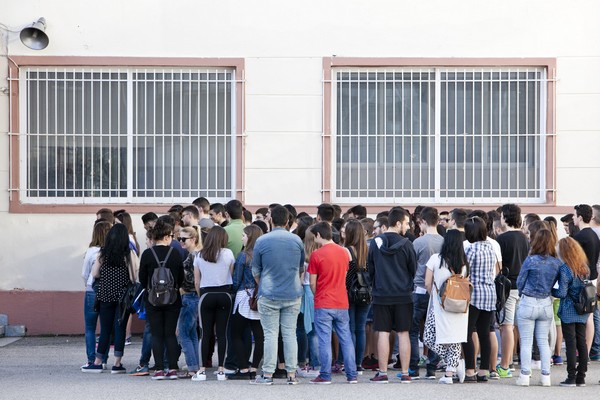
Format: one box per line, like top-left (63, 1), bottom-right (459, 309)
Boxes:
top-left (83, 291), bottom-right (107, 364)
top-left (140, 320), bottom-right (152, 366)
top-left (258, 297), bottom-right (301, 375)
top-left (178, 293), bottom-right (200, 371)
top-left (516, 295), bottom-right (553, 375)
top-left (348, 303), bottom-right (369, 367)
top-left (590, 307), bottom-right (600, 357)
top-left (314, 308), bottom-right (357, 381)
top-left (297, 313), bottom-right (320, 368)
top-left (409, 292), bottom-right (438, 370)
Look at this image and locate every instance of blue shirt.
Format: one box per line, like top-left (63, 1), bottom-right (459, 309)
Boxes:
top-left (552, 263), bottom-right (590, 324)
top-left (252, 228), bottom-right (305, 301)
top-left (233, 251), bottom-right (256, 292)
top-left (517, 255), bottom-right (561, 298)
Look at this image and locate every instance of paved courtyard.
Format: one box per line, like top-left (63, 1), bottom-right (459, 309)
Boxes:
top-left (1, 336), bottom-right (600, 400)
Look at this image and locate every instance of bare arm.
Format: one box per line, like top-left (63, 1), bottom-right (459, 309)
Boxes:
top-left (194, 266), bottom-right (202, 296)
top-left (310, 273), bottom-right (317, 295)
top-left (425, 268), bottom-right (434, 294)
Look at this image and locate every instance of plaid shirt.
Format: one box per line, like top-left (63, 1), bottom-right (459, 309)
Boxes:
top-left (466, 240), bottom-right (497, 311)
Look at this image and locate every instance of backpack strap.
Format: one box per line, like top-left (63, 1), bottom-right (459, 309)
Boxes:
top-left (150, 246), bottom-right (174, 266)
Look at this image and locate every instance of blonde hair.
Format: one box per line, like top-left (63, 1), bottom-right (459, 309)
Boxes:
top-left (304, 229), bottom-right (321, 259)
top-left (180, 226), bottom-right (202, 250)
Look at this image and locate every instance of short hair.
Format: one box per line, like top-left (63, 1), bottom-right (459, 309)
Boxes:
top-left (225, 199), bottom-right (243, 220)
top-left (242, 209), bottom-right (252, 223)
top-left (141, 212), bottom-right (158, 225)
top-left (192, 197), bottom-right (210, 213)
top-left (375, 216), bottom-right (389, 230)
top-left (560, 213), bottom-right (574, 223)
top-left (376, 211), bottom-right (389, 219)
top-left (439, 211), bottom-right (450, 218)
top-left (544, 215), bottom-right (558, 228)
top-left (255, 207), bottom-right (269, 218)
top-left (332, 217), bottom-right (345, 233)
top-left (284, 204), bottom-right (297, 227)
top-left (451, 208), bottom-right (468, 229)
top-left (252, 220), bottom-right (269, 234)
top-left (523, 213), bottom-right (541, 227)
top-left (317, 203), bottom-right (335, 222)
top-left (593, 205), bottom-right (600, 225)
top-left (296, 211), bottom-right (310, 219)
top-left (361, 217), bottom-right (374, 237)
top-left (467, 209), bottom-right (488, 224)
top-left (270, 205), bottom-right (290, 228)
top-left (311, 221), bottom-right (333, 241)
top-left (388, 208), bottom-right (409, 229)
top-left (332, 204), bottom-right (342, 219)
top-left (348, 205), bottom-right (367, 219)
top-left (575, 204), bottom-right (593, 224)
top-left (501, 203), bottom-right (522, 229)
top-left (96, 208), bottom-right (115, 224)
top-left (420, 207), bottom-right (439, 226)
top-left (465, 216), bottom-right (487, 243)
top-left (209, 203), bottom-right (226, 216)
top-left (168, 204), bottom-right (183, 214)
top-left (182, 205), bottom-right (199, 220)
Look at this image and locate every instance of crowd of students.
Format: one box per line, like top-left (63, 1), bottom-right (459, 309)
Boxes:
top-left (80, 199), bottom-right (600, 386)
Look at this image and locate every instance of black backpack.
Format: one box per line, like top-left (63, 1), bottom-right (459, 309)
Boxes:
top-left (347, 248), bottom-right (372, 306)
top-left (494, 273), bottom-right (512, 324)
top-left (573, 278), bottom-right (598, 315)
top-left (147, 247), bottom-right (177, 307)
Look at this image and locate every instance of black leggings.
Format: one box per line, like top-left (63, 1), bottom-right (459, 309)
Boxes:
top-left (562, 322), bottom-right (587, 379)
top-left (230, 310), bottom-right (264, 369)
top-left (199, 292), bottom-right (232, 368)
top-left (147, 305), bottom-right (181, 370)
top-left (463, 306), bottom-right (492, 371)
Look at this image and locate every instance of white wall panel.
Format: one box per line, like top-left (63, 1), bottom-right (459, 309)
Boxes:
top-left (245, 132), bottom-right (321, 170)
top-left (244, 168), bottom-right (321, 206)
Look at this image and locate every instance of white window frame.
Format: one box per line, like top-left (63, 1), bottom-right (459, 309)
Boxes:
top-left (331, 66), bottom-right (548, 205)
top-left (18, 66), bottom-right (237, 205)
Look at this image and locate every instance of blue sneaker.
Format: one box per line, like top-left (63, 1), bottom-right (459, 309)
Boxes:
top-left (81, 363), bottom-right (103, 373)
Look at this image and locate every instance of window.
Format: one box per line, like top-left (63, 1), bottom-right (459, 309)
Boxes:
top-left (332, 66), bottom-right (548, 204)
top-left (19, 67), bottom-right (236, 204)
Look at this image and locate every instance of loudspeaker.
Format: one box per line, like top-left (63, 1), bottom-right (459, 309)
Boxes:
top-left (20, 17), bottom-right (49, 50)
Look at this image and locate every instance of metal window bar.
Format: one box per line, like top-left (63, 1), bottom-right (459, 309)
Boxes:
top-left (332, 67), bottom-right (547, 204)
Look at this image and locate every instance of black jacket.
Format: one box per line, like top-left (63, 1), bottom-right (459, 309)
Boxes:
top-left (367, 232), bottom-right (417, 305)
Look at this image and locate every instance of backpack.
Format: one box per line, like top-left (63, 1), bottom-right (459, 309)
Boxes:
top-left (347, 248), bottom-right (372, 306)
top-left (573, 278), bottom-right (598, 315)
top-left (494, 273), bottom-right (512, 324)
top-left (435, 273), bottom-right (473, 313)
top-left (147, 247), bottom-right (177, 307)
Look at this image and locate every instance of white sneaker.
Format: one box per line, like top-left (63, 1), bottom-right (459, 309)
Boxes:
top-left (531, 360), bottom-right (541, 370)
top-left (456, 359), bottom-right (465, 383)
top-left (215, 367), bottom-right (237, 374)
top-left (540, 374), bottom-right (551, 387)
top-left (439, 376), bottom-right (453, 384)
top-left (191, 371), bottom-right (207, 381)
top-left (217, 371), bottom-right (226, 381)
top-left (516, 373), bottom-right (530, 386)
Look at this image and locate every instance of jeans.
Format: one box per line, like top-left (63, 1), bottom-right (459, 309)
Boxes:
top-left (348, 303), bottom-right (369, 367)
top-left (516, 295), bottom-right (553, 375)
top-left (258, 297), bottom-right (301, 375)
top-left (297, 313), bottom-right (320, 368)
top-left (178, 293), bottom-right (200, 371)
top-left (590, 307), bottom-right (600, 357)
top-left (96, 301), bottom-right (128, 359)
top-left (140, 320), bottom-right (152, 366)
top-left (83, 291), bottom-right (107, 364)
top-left (562, 323), bottom-right (588, 379)
top-left (314, 308), bottom-right (357, 381)
top-left (409, 292), bottom-right (438, 370)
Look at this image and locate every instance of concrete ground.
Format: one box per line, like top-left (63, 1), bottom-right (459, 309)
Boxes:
top-left (1, 336), bottom-right (600, 400)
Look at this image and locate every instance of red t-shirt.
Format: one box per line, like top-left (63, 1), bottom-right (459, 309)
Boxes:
top-left (307, 243), bottom-right (350, 309)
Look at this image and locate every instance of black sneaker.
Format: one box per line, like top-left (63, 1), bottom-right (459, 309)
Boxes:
top-left (576, 377), bottom-right (586, 387)
top-left (477, 374), bottom-right (488, 383)
top-left (111, 364), bottom-right (126, 374)
top-left (226, 370), bottom-right (252, 380)
top-left (391, 355), bottom-right (402, 370)
top-left (273, 368), bottom-right (288, 379)
top-left (560, 377), bottom-right (576, 387)
top-left (425, 366), bottom-right (437, 380)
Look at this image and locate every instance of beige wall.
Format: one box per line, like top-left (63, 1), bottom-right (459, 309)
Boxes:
top-left (1, 0), bottom-right (600, 293)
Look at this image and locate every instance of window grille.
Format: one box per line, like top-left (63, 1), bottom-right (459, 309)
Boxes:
top-left (19, 67), bottom-right (235, 204)
top-left (332, 67), bottom-right (547, 204)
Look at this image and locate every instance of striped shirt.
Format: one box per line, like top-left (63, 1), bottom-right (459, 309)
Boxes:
top-left (466, 240), bottom-right (497, 311)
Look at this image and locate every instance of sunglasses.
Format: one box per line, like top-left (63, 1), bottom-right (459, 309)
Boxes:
top-left (177, 237), bottom-right (191, 242)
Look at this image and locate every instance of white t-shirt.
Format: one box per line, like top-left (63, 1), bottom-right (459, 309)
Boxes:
top-left (194, 248), bottom-right (235, 288)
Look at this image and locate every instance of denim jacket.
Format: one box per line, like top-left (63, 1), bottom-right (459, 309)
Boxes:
top-left (232, 251), bottom-right (256, 292)
top-left (252, 228), bottom-right (305, 301)
top-left (516, 255), bottom-right (561, 298)
top-left (552, 263), bottom-right (590, 324)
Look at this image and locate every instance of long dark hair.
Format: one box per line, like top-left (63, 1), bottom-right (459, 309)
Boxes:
top-left (344, 219), bottom-right (367, 269)
top-left (99, 224), bottom-right (131, 267)
top-left (243, 224), bottom-right (263, 261)
top-left (439, 230), bottom-right (469, 275)
top-left (201, 225), bottom-right (229, 263)
top-left (115, 211), bottom-right (140, 256)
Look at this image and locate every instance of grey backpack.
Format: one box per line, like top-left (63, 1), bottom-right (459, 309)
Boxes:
top-left (147, 247), bottom-right (177, 307)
